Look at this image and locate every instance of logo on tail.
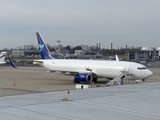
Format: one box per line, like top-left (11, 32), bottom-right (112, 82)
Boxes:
top-left (39, 44), bottom-right (44, 52)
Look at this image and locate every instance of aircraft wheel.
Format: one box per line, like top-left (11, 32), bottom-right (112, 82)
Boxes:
top-left (73, 79), bottom-right (76, 83)
top-left (73, 79), bottom-right (80, 83)
top-left (76, 81), bottom-right (80, 83)
top-left (93, 78), bottom-right (97, 82)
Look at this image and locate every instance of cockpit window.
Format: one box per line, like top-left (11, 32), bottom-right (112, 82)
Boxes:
top-left (137, 67), bottom-right (147, 70)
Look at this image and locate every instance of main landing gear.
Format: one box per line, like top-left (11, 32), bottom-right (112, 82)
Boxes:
top-left (73, 79), bottom-right (80, 83)
top-left (73, 78), bottom-right (98, 83)
top-left (93, 78), bottom-right (97, 82)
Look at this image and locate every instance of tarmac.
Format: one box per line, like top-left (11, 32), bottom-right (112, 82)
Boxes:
top-left (0, 66), bottom-right (75, 96)
top-left (0, 66), bottom-right (159, 97)
top-left (0, 66), bottom-right (160, 120)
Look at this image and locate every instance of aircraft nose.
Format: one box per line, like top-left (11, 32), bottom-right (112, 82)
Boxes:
top-left (145, 70), bottom-right (153, 78)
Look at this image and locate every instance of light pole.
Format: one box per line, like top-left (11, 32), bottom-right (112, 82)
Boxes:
top-left (57, 40), bottom-right (61, 58)
top-left (86, 68), bottom-right (93, 88)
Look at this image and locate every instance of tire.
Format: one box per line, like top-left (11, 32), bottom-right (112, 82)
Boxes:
top-left (73, 79), bottom-right (80, 83)
top-left (73, 79), bottom-right (76, 83)
top-left (93, 78), bottom-right (97, 82)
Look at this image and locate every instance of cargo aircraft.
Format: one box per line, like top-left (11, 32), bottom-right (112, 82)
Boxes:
top-left (9, 33), bottom-right (153, 85)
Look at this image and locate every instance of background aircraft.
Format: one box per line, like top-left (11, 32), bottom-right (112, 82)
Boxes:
top-left (0, 52), bottom-right (6, 65)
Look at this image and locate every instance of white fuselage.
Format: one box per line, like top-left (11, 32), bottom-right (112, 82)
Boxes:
top-left (38, 59), bottom-right (153, 80)
top-left (0, 62), bottom-right (6, 65)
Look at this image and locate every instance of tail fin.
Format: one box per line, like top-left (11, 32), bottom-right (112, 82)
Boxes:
top-left (0, 52), bottom-right (6, 63)
top-left (36, 32), bottom-right (57, 59)
top-left (115, 55), bottom-right (119, 61)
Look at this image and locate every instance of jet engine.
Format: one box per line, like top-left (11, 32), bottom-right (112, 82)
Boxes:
top-left (75, 73), bottom-right (91, 82)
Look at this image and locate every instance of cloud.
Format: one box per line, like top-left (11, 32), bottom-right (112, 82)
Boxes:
top-left (0, 0), bottom-right (160, 49)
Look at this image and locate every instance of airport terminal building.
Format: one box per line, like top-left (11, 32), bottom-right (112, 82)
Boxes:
top-left (12, 50), bottom-right (40, 58)
top-left (128, 46), bottom-right (160, 61)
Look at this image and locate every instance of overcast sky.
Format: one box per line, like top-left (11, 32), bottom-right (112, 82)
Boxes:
top-left (0, 0), bottom-right (160, 49)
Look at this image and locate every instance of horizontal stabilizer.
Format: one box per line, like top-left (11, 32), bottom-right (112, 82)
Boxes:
top-left (8, 56), bottom-right (17, 68)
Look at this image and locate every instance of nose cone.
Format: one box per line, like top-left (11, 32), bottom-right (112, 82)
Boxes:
top-left (145, 70), bottom-right (153, 78)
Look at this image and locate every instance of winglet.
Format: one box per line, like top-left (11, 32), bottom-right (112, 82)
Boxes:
top-left (8, 56), bottom-right (17, 68)
top-left (115, 55), bottom-right (119, 61)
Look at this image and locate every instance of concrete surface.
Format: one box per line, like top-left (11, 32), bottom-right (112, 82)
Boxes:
top-left (0, 66), bottom-right (159, 97)
top-left (0, 66), bottom-right (160, 119)
top-left (0, 82), bottom-right (159, 120)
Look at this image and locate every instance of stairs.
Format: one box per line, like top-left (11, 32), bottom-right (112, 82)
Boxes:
top-left (107, 68), bottom-right (129, 86)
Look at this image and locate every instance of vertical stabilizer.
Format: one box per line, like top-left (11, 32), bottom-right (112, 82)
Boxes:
top-left (36, 32), bottom-right (56, 59)
top-left (0, 52), bottom-right (6, 63)
top-left (115, 55), bottom-right (119, 61)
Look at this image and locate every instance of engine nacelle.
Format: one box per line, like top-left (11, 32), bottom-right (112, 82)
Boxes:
top-left (75, 73), bottom-right (91, 82)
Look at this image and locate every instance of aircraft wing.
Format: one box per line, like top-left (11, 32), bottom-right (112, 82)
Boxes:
top-left (33, 60), bottom-right (96, 74)
top-left (51, 70), bottom-right (78, 76)
top-left (10, 59), bottom-right (88, 76)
